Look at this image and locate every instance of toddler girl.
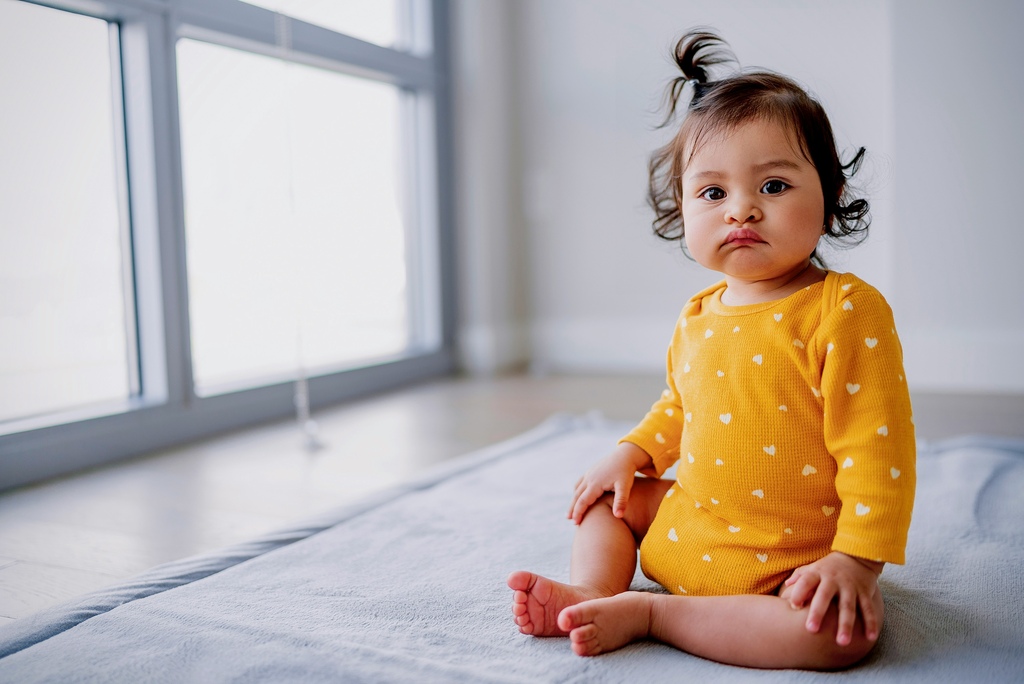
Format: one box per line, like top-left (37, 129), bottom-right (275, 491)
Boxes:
top-left (508, 30), bottom-right (915, 671)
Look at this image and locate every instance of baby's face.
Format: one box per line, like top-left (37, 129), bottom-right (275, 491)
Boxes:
top-left (680, 119), bottom-right (825, 285)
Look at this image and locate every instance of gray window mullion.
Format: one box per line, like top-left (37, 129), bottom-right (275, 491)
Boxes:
top-left (171, 0), bottom-right (435, 89)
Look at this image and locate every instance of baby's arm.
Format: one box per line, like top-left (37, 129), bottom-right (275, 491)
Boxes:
top-left (783, 552), bottom-right (884, 646)
top-left (567, 442), bottom-right (654, 524)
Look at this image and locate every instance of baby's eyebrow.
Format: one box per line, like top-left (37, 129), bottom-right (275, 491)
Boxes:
top-left (753, 159), bottom-right (802, 173)
top-left (688, 169), bottom-right (724, 181)
top-left (687, 159), bottom-right (803, 182)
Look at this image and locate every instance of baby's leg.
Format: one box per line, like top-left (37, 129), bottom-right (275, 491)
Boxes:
top-left (560, 588), bottom-right (883, 670)
top-left (509, 477), bottom-right (673, 637)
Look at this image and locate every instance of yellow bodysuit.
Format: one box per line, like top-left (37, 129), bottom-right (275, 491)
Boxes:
top-left (622, 272), bottom-right (916, 596)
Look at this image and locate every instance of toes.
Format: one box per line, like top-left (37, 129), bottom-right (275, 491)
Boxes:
top-left (507, 571), bottom-right (533, 592)
top-left (569, 624), bottom-right (597, 644)
top-left (557, 606), bottom-right (578, 632)
top-left (558, 601), bottom-right (594, 632)
top-left (570, 635), bottom-right (601, 657)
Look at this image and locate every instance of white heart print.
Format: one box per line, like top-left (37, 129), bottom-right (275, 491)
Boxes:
top-left (822, 506), bottom-right (835, 517)
top-left (668, 528), bottom-right (679, 542)
top-left (756, 553), bottom-right (768, 563)
top-left (802, 464), bottom-right (817, 476)
top-left (728, 526), bottom-right (741, 533)
top-left (843, 301), bottom-right (854, 311)
top-left (877, 425), bottom-right (888, 436)
top-left (752, 354), bottom-right (763, 365)
top-left (846, 383), bottom-right (861, 395)
top-left (865, 338), bottom-right (878, 348)
top-left (763, 445), bottom-right (776, 455)
top-left (842, 457), bottom-right (854, 469)
top-left (855, 503), bottom-right (871, 516)
top-left (720, 413), bottom-right (732, 424)
top-left (655, 433), bottom-right (666, 444)
top-left (890, 467), bottom-right (901, 479)
top-left (752, 489), bottom-right (764, 499)
top-left (702, 554), bottom-right (712, 562)
top-left (705, 329), bottom-right (714, 339)
top-left (774, 313), bottom-right (783, 322)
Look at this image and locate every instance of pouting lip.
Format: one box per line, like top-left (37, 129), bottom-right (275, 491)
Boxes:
top-left (724, 228), bottom-right (766, 244)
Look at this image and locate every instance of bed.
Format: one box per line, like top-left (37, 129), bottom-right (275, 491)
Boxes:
top-left (1, 414), bottom-right (1022, 682)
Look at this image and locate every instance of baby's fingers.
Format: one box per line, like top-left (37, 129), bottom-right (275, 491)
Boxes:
top-left (834, 589), bottom-right (858, 646)
top-left (805, 581), bottom-right (836, 634)
top-left (785, 571), bottom-right (817, 610)
top-left (570, 485), bottom-right (600, 525)
top-left (859, 591), bottom-right (880, 642)
top-left (566, 479), bottom-right (586, 519)
top-left (611, 480), bottom-right (632, 518)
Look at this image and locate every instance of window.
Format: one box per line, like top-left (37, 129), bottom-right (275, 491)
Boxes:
top-left (177, 40), bottom-right (418, 393)
top-left (0, 0), bottom-right (455, 490)
top-left (0, 1), bottom-right (137, 423)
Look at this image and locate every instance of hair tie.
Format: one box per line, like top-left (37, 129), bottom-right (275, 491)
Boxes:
top-left (689, 80), bottom-right (710, 108)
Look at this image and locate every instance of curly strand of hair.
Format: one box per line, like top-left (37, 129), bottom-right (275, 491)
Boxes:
top-left (827, 146), bottom-right (870, 243)
top-left (648, 141), bottom-right (682, 241)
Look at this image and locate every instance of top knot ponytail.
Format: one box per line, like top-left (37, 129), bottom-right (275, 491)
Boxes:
top-left (659, 30), bottom-right (738, 127)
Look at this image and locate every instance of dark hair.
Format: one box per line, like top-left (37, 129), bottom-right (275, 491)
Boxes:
top-left (648, 30), bottom-right (869, 268)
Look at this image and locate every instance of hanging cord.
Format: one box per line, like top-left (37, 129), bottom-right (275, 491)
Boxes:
top-left (276, 11), bottom-right (323, 452)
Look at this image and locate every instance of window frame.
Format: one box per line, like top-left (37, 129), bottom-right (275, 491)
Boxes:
top-left (0, 0), bottom-right (456, 489)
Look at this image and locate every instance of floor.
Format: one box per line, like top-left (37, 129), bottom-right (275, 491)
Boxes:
top-left (1, 372), bottom-right (1021, 625)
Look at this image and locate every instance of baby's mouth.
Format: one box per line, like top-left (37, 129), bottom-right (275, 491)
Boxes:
top-left (724, 228), bottom-right (765, 245)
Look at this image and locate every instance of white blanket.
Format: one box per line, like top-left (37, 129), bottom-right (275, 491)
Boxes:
top-left (0, 414), bottom-right (1022, 682)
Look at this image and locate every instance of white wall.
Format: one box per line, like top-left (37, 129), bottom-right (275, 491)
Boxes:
top-left (450, 0), bottom-right (530, 374)
top-left (889, 0), bottom-right (1024, 393)
top-left (451, 0), bottom-right (1024, 394)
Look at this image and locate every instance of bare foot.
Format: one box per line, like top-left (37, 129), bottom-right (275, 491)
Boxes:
top-left (557, 592), bottom-right (654, 656)
top-left (507, 571), bottom-right (603, 637)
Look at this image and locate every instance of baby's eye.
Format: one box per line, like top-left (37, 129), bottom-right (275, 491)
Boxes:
top-left (699, 187), bottom-right (725, 201)
top-left (761, 179), bottom-right (789, 195)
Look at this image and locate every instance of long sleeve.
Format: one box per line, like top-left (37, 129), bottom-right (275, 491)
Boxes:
top-left (816, 286), bottom-right (916, 564)
top-left (620, 312), bottom-right (687, 476)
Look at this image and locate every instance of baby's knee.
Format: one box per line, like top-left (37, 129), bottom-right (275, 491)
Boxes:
top-left (815, 631), bottom-right (877, 670)
top-left (807, 601), bottom-right (883, 670)
top-left (587, 492), bottom-right (651, 540)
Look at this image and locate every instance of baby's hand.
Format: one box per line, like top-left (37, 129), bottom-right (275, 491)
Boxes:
top-left (567, 443), bottom-right (652, 525)
top-left (783, 551), bottom-right (884, 646)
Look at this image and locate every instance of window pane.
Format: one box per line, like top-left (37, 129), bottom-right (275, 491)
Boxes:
top-left (0, 1), bottom-right (134, 423)
top-left (177, 39), bottom-right (416, 393)
top-left (239, 0), bottom-right (417, 51)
